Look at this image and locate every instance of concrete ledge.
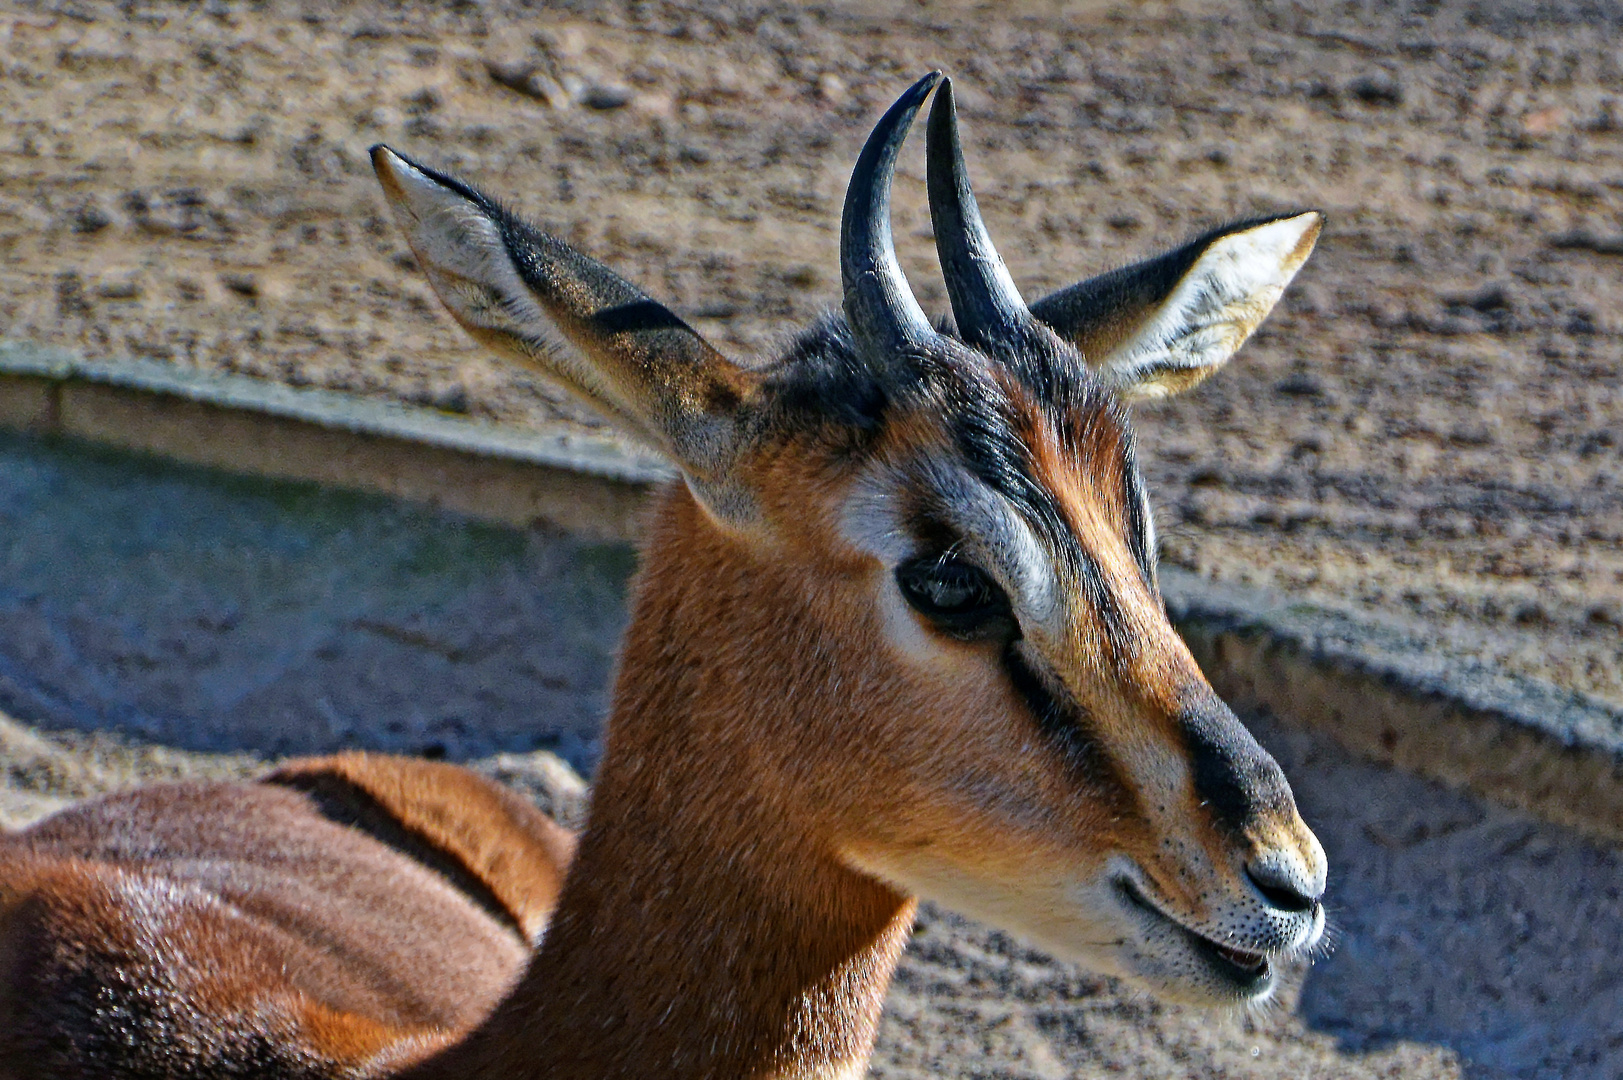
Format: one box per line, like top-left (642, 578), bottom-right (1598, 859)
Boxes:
top-left (4, 341), bottom-right (1621, 842)
top-left (1164, 571), bottom-right (1623, 845)
top-left (0, 342), bottom-right (674, 540)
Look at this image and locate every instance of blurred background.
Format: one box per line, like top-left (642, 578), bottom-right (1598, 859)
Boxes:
top-left (1, 1), bottom-right (1620, 1077)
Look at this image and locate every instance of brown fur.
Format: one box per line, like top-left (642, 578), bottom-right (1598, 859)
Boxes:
top-left (407, 486), bottom-right (932, 1078)
top-left (0, 759), bottom-right (571, 1079)
top-left (266, 754), bottom-right (575, 943)
top-left (0, 83), bottom-right (1326, 1080)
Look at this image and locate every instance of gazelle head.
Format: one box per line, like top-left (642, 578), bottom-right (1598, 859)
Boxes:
top-left (373, 72), bottom-right (1325, 1006)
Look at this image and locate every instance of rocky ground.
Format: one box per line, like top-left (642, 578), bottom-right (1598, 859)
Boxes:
top-left (5, 701), bottom-right (1621, 1079)
top-left (3, 1), bottom-right (1622, 1076)
top-left (2, 0), bottom-right (1621, 713)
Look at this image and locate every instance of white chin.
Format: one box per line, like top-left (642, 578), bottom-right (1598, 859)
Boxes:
top-left (842, 849), bottom-right (1132, 972)
top-left (843, 850), bottom-right (1283, 1006)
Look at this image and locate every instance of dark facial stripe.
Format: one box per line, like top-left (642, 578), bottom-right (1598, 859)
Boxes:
top-left (1178, 696), bottom-right (1296, 841)
top-left (944, 370), bottom-right (1076, 569)
top-left (948, 381), bottom-right (1154, 666)
top-left (975, 364), bottom-right (1153, 664)
top-left (1119, 435), bottom-right (1157, 590)
top-left (1004, 644), bottom-right (1136, 816)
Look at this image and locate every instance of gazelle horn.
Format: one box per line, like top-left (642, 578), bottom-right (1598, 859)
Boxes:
top-left (925, 77), bottom-right (1045, 352)
top-left (841, 71), bottom-right (943, 361)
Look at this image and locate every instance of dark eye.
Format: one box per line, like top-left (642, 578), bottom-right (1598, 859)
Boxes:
top-left (895, 555), bottom-right (1018, 641)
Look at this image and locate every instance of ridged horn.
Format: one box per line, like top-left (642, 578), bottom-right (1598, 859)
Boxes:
top-left (841, 72), bottom-right (943, 360)
top-left (925, 78), bottom-right (1040, 350)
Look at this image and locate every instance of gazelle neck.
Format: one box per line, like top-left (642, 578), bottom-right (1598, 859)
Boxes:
top-left (409, 487), bottom-right (917, 1080)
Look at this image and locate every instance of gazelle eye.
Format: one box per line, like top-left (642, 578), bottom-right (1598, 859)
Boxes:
top-left (895, 555), bottom-right (1017, 641)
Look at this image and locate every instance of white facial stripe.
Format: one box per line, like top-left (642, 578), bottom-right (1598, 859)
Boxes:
top-left (839, 464), bottom-right (917, 567)
top-left (841, 458), bottom-right (1062, 641)
top-left (841, 465), bottom-right (956, 667)
top-left (927, 463), bottom-right (1060, 631)
top-left (1135, 473), bottom-right (1157, 578)
top-left (842, 846), bottom-right (1125, 974)
top-left (1101, 211), bottom-right (1320, 394)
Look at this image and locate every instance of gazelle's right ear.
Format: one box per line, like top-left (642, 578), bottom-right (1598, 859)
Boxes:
top-left (1030, 212), bottom-right (1322, 400)
top-left (371, 146), bottom-right (762, 492)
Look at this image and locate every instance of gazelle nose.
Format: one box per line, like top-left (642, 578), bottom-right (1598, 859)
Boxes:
top-left (1245, 851), bottom-right (1322, 913)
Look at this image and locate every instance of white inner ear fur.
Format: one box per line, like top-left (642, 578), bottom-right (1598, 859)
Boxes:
top-left (1099, 211), bottom-right (1320, 399)
top-left (377, 152), bottom-right (646, 436)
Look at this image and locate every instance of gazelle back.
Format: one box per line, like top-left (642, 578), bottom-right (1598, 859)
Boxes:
top-left (0, 73), bottom-right (1325, 1079)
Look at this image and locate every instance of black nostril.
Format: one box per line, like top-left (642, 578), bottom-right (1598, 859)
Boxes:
top-left (1245, 865), bottom-right (1318, 913)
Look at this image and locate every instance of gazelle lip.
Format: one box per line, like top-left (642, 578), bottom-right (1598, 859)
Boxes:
top-left (1207, 939), bottom-right (1268, 972)
top-left (1113, 874), bottom-right (1274, 992)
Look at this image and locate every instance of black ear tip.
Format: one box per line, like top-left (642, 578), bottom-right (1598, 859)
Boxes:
top-left (1268, 208), bottom-right (1325, 226)
top-left (370, 145), bottom-right (444, 188)
top-left (370, 144), bottom-right (422, 183)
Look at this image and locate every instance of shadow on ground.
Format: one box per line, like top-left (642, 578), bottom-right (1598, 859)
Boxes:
top-left (0, 432), bottom-right (632, 774)
top-left (1259, 712), bottom-right (1623, 1080)
top-left (1, 433), bottom-right (1617, 1078)
top-left (871, 714), bottom-right (1622, 1080)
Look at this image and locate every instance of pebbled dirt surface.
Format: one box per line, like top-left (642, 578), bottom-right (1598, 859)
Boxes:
top-left (3, 2), bottom-right (1623, 1077)
top-left (2, 0), bottom-right (1621, 715)
top-left (4, 704), bottom-right (1620, 1079)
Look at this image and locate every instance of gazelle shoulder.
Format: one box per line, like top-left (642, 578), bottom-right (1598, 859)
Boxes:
top-left (265, 753), bottom-right (576, 944)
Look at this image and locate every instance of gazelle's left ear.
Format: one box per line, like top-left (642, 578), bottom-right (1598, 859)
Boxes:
top-left (371, 146), bottom-right (764, 520)
top-left (1029, 212), bottom-right (1322, 400)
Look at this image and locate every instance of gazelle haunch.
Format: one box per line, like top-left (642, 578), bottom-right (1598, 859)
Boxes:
top-left (0, 74), bottom-right (1326, 1079)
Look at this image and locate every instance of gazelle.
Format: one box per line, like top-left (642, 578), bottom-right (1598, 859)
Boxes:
top-left (0, 73), bottom-right (1326, 1079)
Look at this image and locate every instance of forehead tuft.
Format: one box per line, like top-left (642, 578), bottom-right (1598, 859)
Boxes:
top-left (926, 337), bottom-right (1139, 567)
top-left (941, 353), bottom-right (1126, 521)
top-left (764, 314), bottom-right (1123, 447)
top-left (765, 315), bottom-right (1143, 566)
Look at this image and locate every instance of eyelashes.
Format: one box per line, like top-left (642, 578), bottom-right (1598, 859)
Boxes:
top-left (894, 554), bottom-right (1019, 642)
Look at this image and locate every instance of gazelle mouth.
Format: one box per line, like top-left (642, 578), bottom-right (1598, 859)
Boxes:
top-left (1114, 875), bottom-right (1274, 991)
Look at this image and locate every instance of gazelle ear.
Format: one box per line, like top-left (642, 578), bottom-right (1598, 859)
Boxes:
top-left (371, 146), bottom-right (762, 495)
top-left (1029, 212), bottom-right (1322, 401)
